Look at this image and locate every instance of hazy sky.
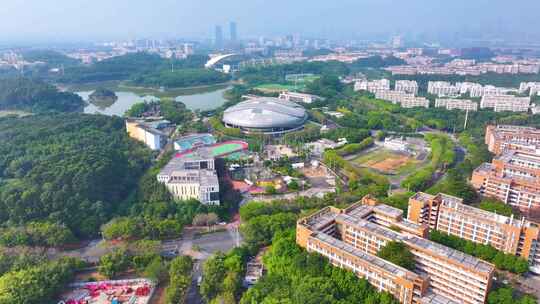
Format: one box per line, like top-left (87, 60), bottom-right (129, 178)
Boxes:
top-left (2, 0), bottom-right (540, 42)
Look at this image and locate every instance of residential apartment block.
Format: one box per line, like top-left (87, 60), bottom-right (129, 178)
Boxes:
top-left (435, 98), bottom-right (478, 111)
top-left (375, 90), bottom-right (429, 109)
top-left (471, 125), bottom-right (540, 216)
top-left (401, 96), bottom-right (429, 109)
top-left (395, 80), bottom-right (419, 95)
top-left (376, 90), bottom-right (413, 104)
top-left (408, 192), bottom-right (540, 274)
top-left (157, 148), bottom-right (220, 205)
top-left (519, 82), bottom-right (540, 96)
top-left (485, 125), bottom-right (540, 155)
top-left (480, 95), bottom-right (530, 112)
top-left (456, 82), bottom-right (485, 98)
top-left (427, 81), bottom-right (460, 97)
top-left (354, 79), bottom-right (391, 94)
top-left (471, 150), bottom-right (540, 216)
top-left (296, 196), bottom-right (494, 304)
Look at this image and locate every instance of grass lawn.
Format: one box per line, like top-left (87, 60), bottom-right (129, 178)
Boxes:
top-left (255, 83), bottom-right (304, 93)
top-left (353, 149), bottom-right (396, 165)
top-left (0, 110), bottom-right (32, 117)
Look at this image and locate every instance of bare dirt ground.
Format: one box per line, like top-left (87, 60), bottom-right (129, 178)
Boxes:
top-left (364, 155), bottom-right (412, 174)
top-left (301, 165), bottom-right (329, 178)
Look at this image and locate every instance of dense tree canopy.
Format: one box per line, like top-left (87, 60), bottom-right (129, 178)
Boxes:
top-left (430, 230), bottom-right (529, 274)
top-left (0, 257), bottom-right (84, 304)
top-left (125, 99), bottom-right (192, 124)
top-left (0, 78), bottom-right (84, 113)
top-left (478, 198), bottom-right (516, 217)
top-left (487, 286), bottom-right (536, 304)
top-left (59, 53), bottom-right (210, 84)
top-left (165, 256), bottom-right (194, 304)
top-left (0, 114), bottom-right (152, 238)
top-left (240, 231), bottom-right (399, 304)
top-left (239, 61), bottom-right (349, 85)
top-left (21, 50), bottom-right (80, 67)
top-left (349, 56), bottom-right (406, 70)
top-left (376, 241), bottom-right (415, 270)
top-left (130, 68), bottom-right (230, 88)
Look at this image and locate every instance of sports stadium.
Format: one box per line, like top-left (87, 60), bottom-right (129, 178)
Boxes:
top-left (222, 97), bottom-right (308, 135)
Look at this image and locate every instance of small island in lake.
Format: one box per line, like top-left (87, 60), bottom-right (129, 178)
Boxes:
top-left (88, 88), bottom-right (118, 109)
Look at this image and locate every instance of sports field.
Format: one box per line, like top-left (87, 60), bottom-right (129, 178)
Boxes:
top-left (177, 140), bottom-right (249, 159)
top-left (211, 141), bottom-right (248, 157)
top-left (255, 83), bottom-right (300, 93)
top-left (352, 149), bottom-right (418, 175)
top-left (285, 74), bottom-right (320, 83)
top-left (175, 133), bottom-right (216, 152)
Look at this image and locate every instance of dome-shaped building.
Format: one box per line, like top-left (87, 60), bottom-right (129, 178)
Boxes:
top-left (222, 97), bottom-right (308, 135)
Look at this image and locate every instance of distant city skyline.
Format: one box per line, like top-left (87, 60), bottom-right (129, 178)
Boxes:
top-left (1, 0), bottom-right (540, 43)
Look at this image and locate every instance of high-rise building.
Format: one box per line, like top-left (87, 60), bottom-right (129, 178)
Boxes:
top-left (183, 43), bottom-right (194, 56)
top-left (296, 196), bottom-right (494, 304)
top-left (392, 35), bottom-right (403, 48)
top-left (470, 125), bottom-right (540, 216)
top-left (484, 125), bottom-right (540, 155)
top-left (214, 25), bottom-right (223, 48)
top-left (471, 150), bottom-right (540, 215)
top-left (230, 21), bottom-right (237, 42)
top-left (408, 192), bottom-right (540, 274)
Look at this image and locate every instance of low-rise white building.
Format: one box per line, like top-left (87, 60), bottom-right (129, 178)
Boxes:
top-left (435, 98), bottom-right (478, 111)
top-left (278, 91), bottom-right (323, 104)
top-left (401, 96), bottom-right (429, 108)
top-left (480, 95), bottom-right (531, 112)
top-left (306, 139), bottom-right (344, 156)
top-left (384, 137), bottom-right (410, 152)
top-left (519, 82), bottom-right (540, 96)
top-left (375, 90), bottom-right (429, 108)
top-left (456, 82), bottom-right (484, 97)
top-left (394, 80), bottom-right (419, 95)
top-left (427, 81), bottom-right (460, 97)
top-left (354, 79), bottom-right (390, 94)
top-left (125, 119), bottom-right (170, 151)
top-left (375, 90), bottom-right (413, 105)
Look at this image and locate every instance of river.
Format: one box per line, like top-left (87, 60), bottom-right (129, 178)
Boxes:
top-left (78, 85), bottom-right (231, 116)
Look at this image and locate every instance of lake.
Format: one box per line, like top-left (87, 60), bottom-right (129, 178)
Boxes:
top-left (79, 85), bottom-right (231, 116)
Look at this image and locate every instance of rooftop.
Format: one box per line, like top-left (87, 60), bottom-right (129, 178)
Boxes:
top-left (499, 150), bottom-right (540, 165)
top-left (420, 292), bottom-right (461, 304)
top-left (168, 169), bottom-right (218, 186)
top-left (411, 192), bottom-right (437, 203)
top-left (302, 207), bottom-right (339, 231)
top-left (311, 232), bottom-right (418, 280)
top-left (337, 214), bottom-right (404, 241)
top-left (373, 204), bottom-right (403, 218)
top-left (223, 97), bottom-right (308, 129)
top-left (405, 236), bottom-right (494, 274)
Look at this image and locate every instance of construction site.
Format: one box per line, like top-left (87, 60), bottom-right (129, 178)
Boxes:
top-left (58, 279), bottom-right (154, 304)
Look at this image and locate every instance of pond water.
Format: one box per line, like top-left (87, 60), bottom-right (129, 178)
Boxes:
top-left (79, 86), bottom-right (230, 116)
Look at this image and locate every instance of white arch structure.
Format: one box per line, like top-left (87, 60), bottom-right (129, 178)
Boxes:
top-left (205, 53), bottom-right (238, 68)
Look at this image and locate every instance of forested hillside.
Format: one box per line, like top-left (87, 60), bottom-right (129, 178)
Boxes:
top-left (0, 114), bottom-right (152, 238)
top-left (0, 78), bottom-right (84, 113)
top-left (58, 52), bottom-right (212, 84)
